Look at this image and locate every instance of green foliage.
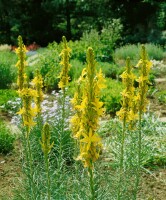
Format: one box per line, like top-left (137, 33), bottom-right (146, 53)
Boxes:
top-left (148, 73), bottom-right (156, 86)
top-left (37, 42), bottom-right (60, 91)
top-left (100, 19), bottom-right (123, 59)
top-left (97, 62), bottom-right (123, 79)
top-left (0, 120), bottom-right (15, 154)
top-left (69, 20), bottom-right (122, 63)
top-left (101, 78), bottom-right (124, 115)
top-left (69, 59), bottom-right (85, 81)
top-left (0, 51), bottom-right (17, 88)
top-left (114, 43), bottom-right (164, 66)
top-left (0, 89), bottom-right (18, 106)
top-left (156, 90), bottom-right (166, 104)
top-left (68, 78), bottom-right (123, 116)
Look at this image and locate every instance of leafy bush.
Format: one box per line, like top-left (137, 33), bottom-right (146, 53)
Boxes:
top-left (68, 32), bottom-right (100, 63)
top-left (37, 42), bottom-right (60, 91)
top-left (0, 120), bottom-right (15, 154)
top-left (68, 78), bottom-right (123, 116)
top-left (0, 89), bottom-right (18, 106)
top-left (156, 90), bottom-right (166, 104)
top-left (69, 59), bottom-right (85, 81)
top-left (101, 78), bottom-right (124, 115)
top-left (100, 19), bottom-right (123, 61)
top-left (0, 51), bottom-right (17, 89)
top-left (114, 43), bottom-right (164, 66)
top-left (97, 62), bottom-right (123, 79)
top-left (68, 19), bottom-right (122, 62)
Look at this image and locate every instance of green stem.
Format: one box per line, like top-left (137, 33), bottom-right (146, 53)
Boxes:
top-left (118, 119), bottom-right (126, 200)
top-left (88, 166), bottom-right (95, 200)
top-left (134, 110), bottom-right (142, 200)
top-left (27, 133), bottom-right (36, 200)
top-left (59, 88), bottom-right (66, 169)
top-left (45, 154), bottom-right (51, 200)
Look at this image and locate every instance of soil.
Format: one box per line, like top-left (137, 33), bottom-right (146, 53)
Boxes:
top-left (139, 168), bottom-right (166, 200)
top-left (0, 140), bottom-right (22, 200)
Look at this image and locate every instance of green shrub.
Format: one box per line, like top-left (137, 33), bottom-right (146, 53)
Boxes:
top-left (0, 120), bottom-right (15, 154)
top-left (69, 59), bottom-right (85, 81)
top-left (0, 51), bottom-right (17, 89)
top-left (37, 42), bottom-right (60, 91)
top-left (100, 19), bottom-right (123, 61)
top-left (114, 43), bottom-right (164, 66)
top-left (0, 89), bottom-right (18, 106)
top-left (69, 32), bottom-right (101, 62)
top-left (68, 19), bottom-right (122, 63)
top-left (97, 62), bottom-right (123, 79)
top-left (156, 90), bottom-right (166, 104)
top-left (101, 78), bottom-right (124, 115)
top-left (68, 78), bottom-right (123, 116)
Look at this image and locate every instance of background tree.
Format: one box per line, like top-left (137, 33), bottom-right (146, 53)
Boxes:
top-left (0, 0), bottom-right (165, 46)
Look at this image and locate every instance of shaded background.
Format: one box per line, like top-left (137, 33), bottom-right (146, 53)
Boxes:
top-left (0, 0), bottom-right (166, 46)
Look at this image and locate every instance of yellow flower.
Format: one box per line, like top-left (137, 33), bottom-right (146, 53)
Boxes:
top-left (70, 47), bottom-right (105, 168)
top-left (17, 86), bottom-right (37, 135)
top-left (80, 129), bottom-right (101, 151)
top-left (136, 45), bottom-right (152, 113)
top-left (32, 70), bottom-right (44, 114)
top-left (58, 36), bottom-right (71, 90)
top-left (15, 36), bottom-right (28, 91)
top-left (116, 57), bottom-right (137, 122)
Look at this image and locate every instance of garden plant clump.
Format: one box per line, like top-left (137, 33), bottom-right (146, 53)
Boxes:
top-left (0, 34), bottom-right (165, 200)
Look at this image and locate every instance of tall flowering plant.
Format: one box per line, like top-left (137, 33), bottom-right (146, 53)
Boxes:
top-left (15, 36), bottom-right (38, 199)
top-left (70, 47), bottom-right (105, 199)
top-left (58, 36), bottom-right (71, 90)
top-left (15, 35), bottom-right (27, 91)
top-left (134, 45), bottom-right (152, 198)
top-left (40, 123), bottom-right (54, 200)
top-left (116, 57), bottom-right (137, 199)
top-left (57, 36), bottom-right (71, 166)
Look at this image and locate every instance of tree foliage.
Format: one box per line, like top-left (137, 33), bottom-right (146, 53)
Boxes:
top-left (0, 0), bottom-right (165, 46)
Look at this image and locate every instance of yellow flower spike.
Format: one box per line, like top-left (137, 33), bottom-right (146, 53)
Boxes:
top-left (32, 70), bottom-right (44, 114)
top-left (40, 123), bottom-right (54, 155)
top-left (70, 47), bottom-right (105, 169)
top-left (58, 36), bottom-right (71, 90)
top-left (136, 45), bottom-right (152, 112)
top-left (17, 76), bottom-right (37, 136)
top-left (116, 57), bottom-right (138, 198)
top-left (17, 87), bottom-right (37, 135)
top-left (117, 57), bottom-right (137, 122)
top-left (15, 36), bottom-right (28, 91)
top-left (134, 45), bottom-right (152, 199)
